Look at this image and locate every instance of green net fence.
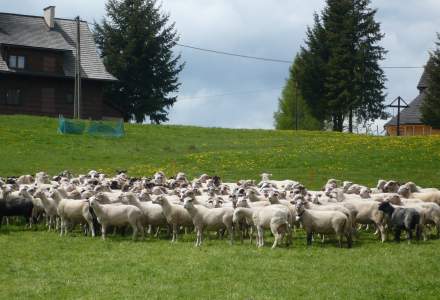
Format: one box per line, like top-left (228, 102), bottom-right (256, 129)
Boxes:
top-left (58, 116), bottom-right (125, 137)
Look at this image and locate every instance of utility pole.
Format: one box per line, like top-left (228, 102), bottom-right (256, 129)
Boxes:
top-left (74, 16), bottom-right (82, 119)
top-left (387, 96), bottom-right (409, 136)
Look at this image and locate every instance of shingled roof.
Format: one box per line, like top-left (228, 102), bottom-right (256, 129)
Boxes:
top-left (385, 92), bottom-right (426, 126)
top-left (0, 12), bottom-right (116, 81)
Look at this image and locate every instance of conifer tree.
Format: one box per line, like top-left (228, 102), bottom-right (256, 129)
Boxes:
top-left (94, 0), bottom-right (184, 123)
top-left (421, 34), bottom-right (440, 128)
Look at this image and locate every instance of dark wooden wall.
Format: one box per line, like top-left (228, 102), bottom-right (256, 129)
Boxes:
top-left (3, 46), bottom-right (65, 75)
top-left (0, 74), bottom-right (121, 120)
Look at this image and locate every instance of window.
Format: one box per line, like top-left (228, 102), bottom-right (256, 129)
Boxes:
top-left (6, 89), bottom-right (21, 105)
top-left (18, 56), bottom-right (25, 69)
top-left (9, 55), bottom-right (16, 68)
top-left (8, 55), bottom-right (26, 69)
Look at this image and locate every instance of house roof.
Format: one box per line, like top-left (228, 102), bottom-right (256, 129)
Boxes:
top-left (0, 12), bottom-right (116, 81)
top-left (385, 91), bottom-right (426, 126)
top-left (417, 70), bottom-right (429, 90)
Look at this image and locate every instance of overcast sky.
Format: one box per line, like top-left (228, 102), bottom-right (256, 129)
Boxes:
top-left (3, 0), bottom-right (440, 130)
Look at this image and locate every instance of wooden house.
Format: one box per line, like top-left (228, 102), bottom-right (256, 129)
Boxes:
top-left (0, 6), bottom-right (121, 120)
top-left (385, 63), bottom-right (440, 136)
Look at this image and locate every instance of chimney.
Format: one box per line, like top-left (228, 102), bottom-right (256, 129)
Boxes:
top-left (44, 6), bottom-right (55, 29)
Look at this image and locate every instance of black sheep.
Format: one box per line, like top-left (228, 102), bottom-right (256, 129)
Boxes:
top-left (0, 192), bottom-right (34, 228)
top-left (378, 201), bottom-right (421, 242)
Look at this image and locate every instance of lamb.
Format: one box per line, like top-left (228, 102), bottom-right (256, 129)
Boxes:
top-left (300, 200), bottom-right (356, 236)
top-left (183, 197), bottom-right (234, 246)
top-left (56, 194), bottom-right (95, 237)
top-left (34, 188), bottom-right (59, 231)
top-left (252, 205), bottom-right (293, 248)
top-left (232, 206), bottom-right (255, 243)
top-left (122, 192), bottom-right (168, 237)
top-left (89, 197), bottom-right (144, 240)
top-left (378, 201), bottom-right (420, 243)
top-left (295, 200), bottom-right (352, 248)
top-left (152, 195), bottom-right (193, 242)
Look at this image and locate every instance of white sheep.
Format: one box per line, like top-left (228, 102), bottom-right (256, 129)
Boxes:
top-left (152, 195), bottom-right (193, 242)
top-left (344, 199), bottom-right (386, 242)
top-left (34, 188), bottom-right (59, 231)
top-left (295, 200), bottom-right (352, 248)
top-left (89, 197), bottom-right (144, 240)
top-left (252, 205), bottom-right (292, 249)
top-left (122, 192), bottom-right (168, 237)
top-left (183, 197), bottom-right (234, 246)
top-left (54, 190), bottom-right (95, 237)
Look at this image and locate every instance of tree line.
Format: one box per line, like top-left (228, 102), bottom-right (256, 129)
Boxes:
top-left (94, 0), bottom-right (440, 129)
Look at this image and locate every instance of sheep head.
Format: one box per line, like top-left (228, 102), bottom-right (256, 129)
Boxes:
top-left (378, 201), bottom-right (394, 216)
top-left (398, 186), bottom-right (411, 199)
top-left (183, 197), bottom-right (194, 209)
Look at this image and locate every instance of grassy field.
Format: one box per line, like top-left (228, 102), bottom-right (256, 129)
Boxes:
top-left (1, 115), bottom-right (440, 189)
top-left (1, 115), bottom-right (440, 299)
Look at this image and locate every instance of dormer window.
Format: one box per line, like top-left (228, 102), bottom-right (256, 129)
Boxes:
top-left (9, 55), bottom-right (26, 69)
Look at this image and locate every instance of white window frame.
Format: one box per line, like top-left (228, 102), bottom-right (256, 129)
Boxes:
top-left (8, 55), bottom-right (26, 69)
top-left (9, 55), bottom-right (17, 68)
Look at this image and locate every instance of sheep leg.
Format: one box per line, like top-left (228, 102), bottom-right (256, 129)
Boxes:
top-left (346, 233), bottom-right (353, 248)
top-left (338, 234), bottom-right (343, 248)
top-left (132, 224), bottom-right (138, 241)
top-left (137, 220), bottom-right (145, 240)
top-left (238, 222), bottom-right (244, 244)
top-left (154, 226), bottom-right (161, 238)
top-left (196, 229), bottom-right (202, 247)
top-left (59, 219), bottom-right (65, 236)
top-left (286, 225), bottom-right (293, 247)
top-left (377, 223), bottom-right (386, 243)
top-left (306, 232), bottom-right (313, 246)
top-left (257, 226), bottom-right (264, 248)
top-left (171, 224), bottom-right (177, 242)
top-left (227, 225), bottom-right (234, 245)
top-left (101, 225), bottom-right (107, 240)
top-left (394, 229), bottom-right (401, 243)
top-left (271, 233), bottom-right (280, 249)
top-left (88, 219), bottom-right (96, 237)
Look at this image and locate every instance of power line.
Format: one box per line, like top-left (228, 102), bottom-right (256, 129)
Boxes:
top-left (176, 43), bottom-right (425, 69)
top-left (176, 43), bottom-right (293, 64)
top-left (87, 19), bottom-right (425, 70)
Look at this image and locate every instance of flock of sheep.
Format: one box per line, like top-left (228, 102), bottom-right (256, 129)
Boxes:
top-left (1, 170), bottom-right (440, 248)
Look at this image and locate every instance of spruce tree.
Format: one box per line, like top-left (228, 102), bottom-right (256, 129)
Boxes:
top-left (351, 0), bottom-right (387, 128)
top-left (296, 0), bottom-right (386, 132)
top-left (274, 56), bottom-right (321, 130)
top-left (94, 0), bottom-right (184, 123)
top-left (421, 33), bottom-right (440, 128)
top-left (296, 14), bottom-right (330, 125)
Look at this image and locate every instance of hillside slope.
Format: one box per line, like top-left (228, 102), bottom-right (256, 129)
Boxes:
top-left (1, 115), bottom-right (439, 189)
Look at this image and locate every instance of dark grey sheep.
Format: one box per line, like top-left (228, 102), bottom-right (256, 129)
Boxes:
top-left (378, 201), bottom-right (421, 243)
